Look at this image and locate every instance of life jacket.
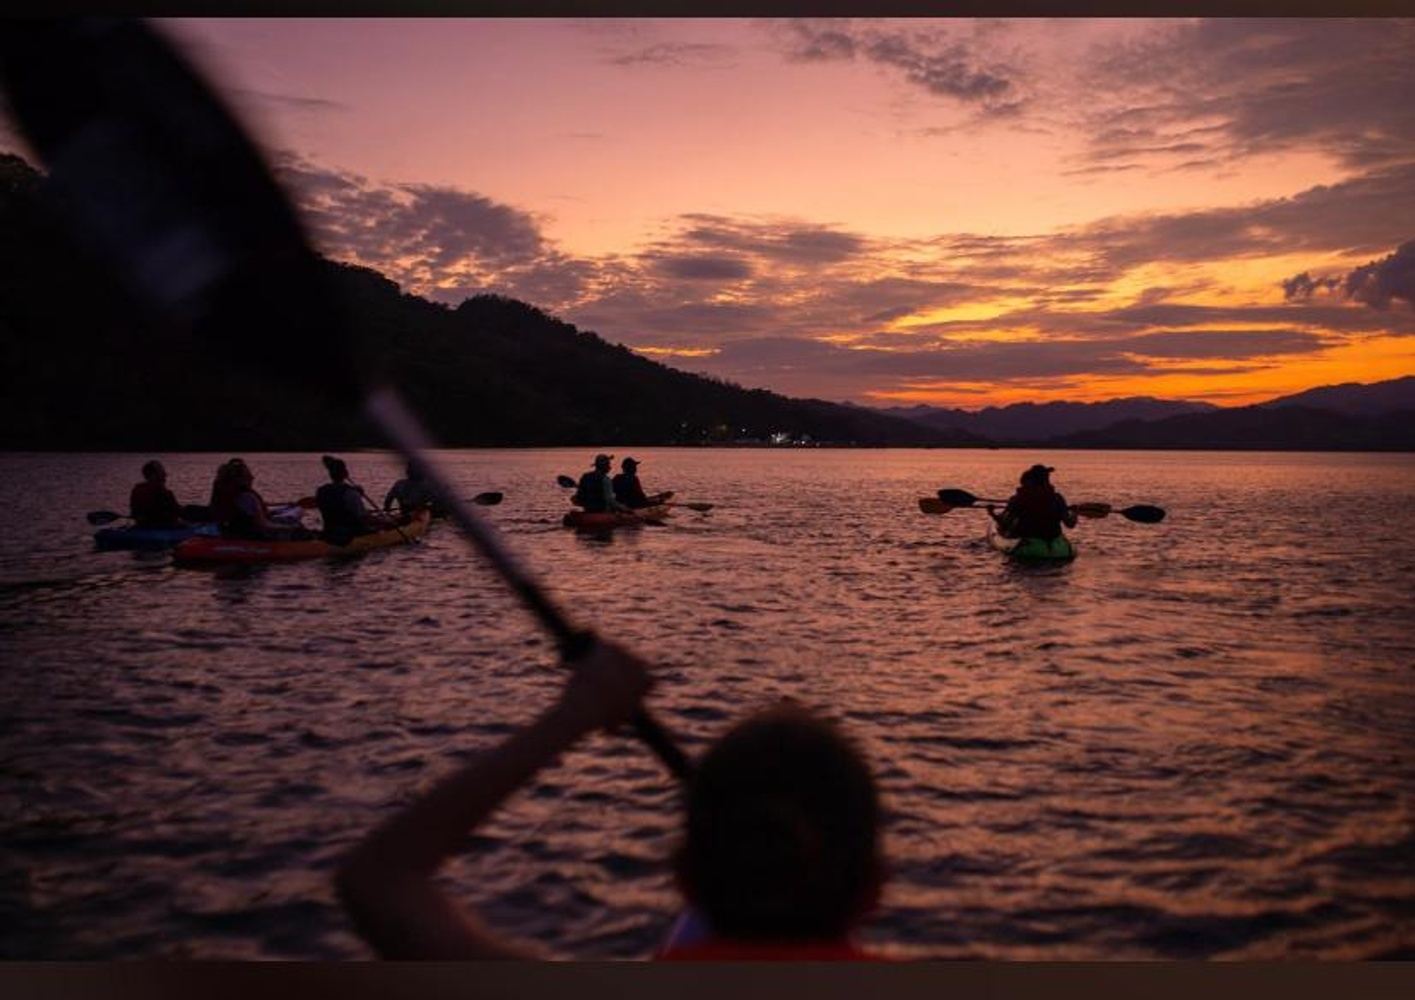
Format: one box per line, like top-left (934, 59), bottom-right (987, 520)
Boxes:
top-left (575, 471), bottom-right (611, 512)
top-left (130, 481), bottom-right (181, 528)
top-left (1005, 483), bottom-right (1067, 540)
top-left (209, 477), bottom-right (242, 524)
top-left (612, 472), bottom-right (650, 508)
top-left (658, 939), bottom-right (883, 961)
top-left (221, 488), bottom-right (268, 539)
top-left (317, 481), bottom-right (368, 544)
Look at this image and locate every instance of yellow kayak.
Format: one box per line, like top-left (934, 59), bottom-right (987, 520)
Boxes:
top-left (174, 510), bottom-right (431, 565)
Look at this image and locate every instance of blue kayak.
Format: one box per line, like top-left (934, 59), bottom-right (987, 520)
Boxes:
top-left (94, 523), bottom-right (219, 551)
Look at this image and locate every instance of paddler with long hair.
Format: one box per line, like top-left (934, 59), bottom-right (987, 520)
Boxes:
top-left (211, 458), bottom-right (305, 540)
top-left (316, 455), bottom-right (394, 545)
top-left (336, 641), bottom-right (887, 960)
top-left (988, 463), bottom-right (1077, 540)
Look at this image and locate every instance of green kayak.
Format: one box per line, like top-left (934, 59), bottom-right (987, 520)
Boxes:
top-left (987, 523), bottom-right (1076, 561)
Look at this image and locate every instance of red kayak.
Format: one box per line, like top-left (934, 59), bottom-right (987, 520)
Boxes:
top-left (562, 504), bottom-right (669, 531)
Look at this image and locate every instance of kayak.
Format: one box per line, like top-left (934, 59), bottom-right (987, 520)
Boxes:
top-left (94, 523), bottom-right (218, 551)
top-left (173, 510), bottom-right (431, 565)
top-left (562, 504), bottom-right (669, 530)
top-left (987, 522), bottom-right (1076, 561)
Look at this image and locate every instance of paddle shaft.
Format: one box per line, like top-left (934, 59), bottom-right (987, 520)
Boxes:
top-left (368, 390), bottom-right (692, 781)
top-left (5, 21), bottom-right (690, 784)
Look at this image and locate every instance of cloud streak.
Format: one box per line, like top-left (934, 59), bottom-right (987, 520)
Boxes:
top-left (1076, 19), bottom-right (1415, 173)
top-left (275, 146), bottom-right (1414, 403)
top-left (774, 19), bottom-right (1020, 110)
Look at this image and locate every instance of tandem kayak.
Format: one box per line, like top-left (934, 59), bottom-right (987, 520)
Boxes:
top-left (94, 523), bottom-right (218, 551)
top-left (562, 505), bottom-right (669, 531)
top-left (173, 510), bottom-right (431, 565)
top-left (987, 522), bottom-right (1076, 561)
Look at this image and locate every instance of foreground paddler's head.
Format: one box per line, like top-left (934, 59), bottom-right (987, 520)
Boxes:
top-left (322, 455), bottom-right (350, 482)
top-left (622, 457), bottom-right (640, 472)
top-left (593, 453), bottom-right (612, 471)
top-left (142, 460), bottom-right (166, 483)
top-left (674, 703), bottom-right (883, 941)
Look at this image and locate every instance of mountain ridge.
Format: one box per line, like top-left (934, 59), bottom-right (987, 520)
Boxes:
top-left (1, 152), bottom-right (1411, 452)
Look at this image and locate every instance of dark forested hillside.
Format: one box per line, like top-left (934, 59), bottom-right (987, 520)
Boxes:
top-left (0, 154), bottom-right (977, 450)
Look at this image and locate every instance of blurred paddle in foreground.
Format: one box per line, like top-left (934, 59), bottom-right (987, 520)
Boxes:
top-left (0, 19), bottom-right (690, 781)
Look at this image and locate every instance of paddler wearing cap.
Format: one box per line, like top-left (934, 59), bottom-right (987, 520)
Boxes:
top-left (612, 456), bottom-right (672, 510)
top-left (987, 464), bottom-right (1077, 540)
top-left (572, 454), bottom-right (629, 514)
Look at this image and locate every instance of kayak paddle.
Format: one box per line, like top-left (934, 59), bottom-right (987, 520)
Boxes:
top-left (270, 496), bottom-right (320, 509)
top-left (471, 491), bottom-right (503, 506)
top-left (4, 20), bottom-right (690, 781)
top-left (1075, 502), bottom-right (1166, 524)
top-left (940, 488), bottom-right (1165, 523)
top-left (937, 488), bottom-right (1009, 506)
top-left (917, 497), bottom-right (952, 515)
top-left (88, 502), bottom-right (220, 525)
top-left (86, 509), bottom-right (129, 526)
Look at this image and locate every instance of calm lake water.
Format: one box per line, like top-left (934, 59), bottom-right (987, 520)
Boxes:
top-left (1, 448), bottom-right (1412, 959)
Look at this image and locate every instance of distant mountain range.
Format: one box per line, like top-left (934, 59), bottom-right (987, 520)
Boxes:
top-left (1, 150), bottom-right (1411, 452)
top-left (1047, 403), bottom-right (1415, 451)
top-left (878, 397), bottom-right (1220, 441)
top-left (879, 377), bottom-right (1415, 451)
top-left (1259, 376), bottom-right (1415, 416)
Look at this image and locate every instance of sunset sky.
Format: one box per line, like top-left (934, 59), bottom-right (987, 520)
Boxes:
top-left (97, 19), bottom-right (1415, 406)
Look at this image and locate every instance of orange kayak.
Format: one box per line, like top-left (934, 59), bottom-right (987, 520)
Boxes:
top-left (174, 510), bottom-right (431, 565)
top-left (562, 505), bottom-right (669, 530)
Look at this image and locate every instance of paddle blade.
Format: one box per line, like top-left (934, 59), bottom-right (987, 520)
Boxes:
top-left (918, 497), bottom-right (951, 514)
top-left (86, 509), bottom-right (123, 525)
top-left (1072, 502), bottom-right (1112, 519)
top-left (1121, 504), bottom-right (1166, 524)
top-left (0, 20), bottom-right (364, 405)
top-left (680, 502), bottom-right (713, 512)
top-left (472, 492), bottom-right (503, 506)
top-left (937, 488), bottom-right (980, 506)
top-left (556, 475), bottom-right (577, 489)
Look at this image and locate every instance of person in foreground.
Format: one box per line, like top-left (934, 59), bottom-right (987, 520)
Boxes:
top-left (572, 454), bottom-right (629, 514)
top-left (316, 455), bottom-right (392, 545)
top-left (988, 463), bottom-right (1077, 539)
top-left (336, 640), bottom-right (886, 960)
top-left (612, 456), bottom-right (672, 510)
top-left (129, 459), bottom-right (185, 529)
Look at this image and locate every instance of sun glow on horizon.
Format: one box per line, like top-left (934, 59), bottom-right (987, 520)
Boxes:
top-left (144, 17), bottom-right (1415, 408)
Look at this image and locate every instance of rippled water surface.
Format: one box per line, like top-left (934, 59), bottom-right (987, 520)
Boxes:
top-left (1, 448), bottom-right (1412, 959)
